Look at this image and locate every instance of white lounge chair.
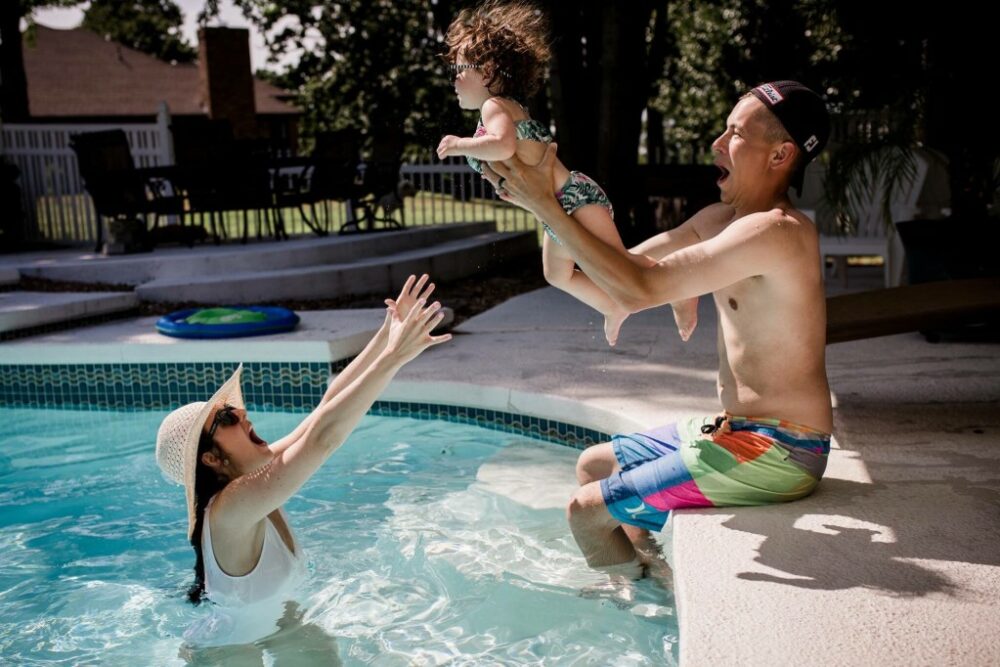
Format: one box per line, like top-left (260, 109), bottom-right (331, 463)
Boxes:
top-left (796, 154), bottom-right (929, 288)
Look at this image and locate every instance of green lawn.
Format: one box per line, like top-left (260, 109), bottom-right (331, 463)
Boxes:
top-left (30, 191), bottom-right (545, 245)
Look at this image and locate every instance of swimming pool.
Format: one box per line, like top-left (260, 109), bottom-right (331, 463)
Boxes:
top-left (0, 407), bottom-right (676, 665)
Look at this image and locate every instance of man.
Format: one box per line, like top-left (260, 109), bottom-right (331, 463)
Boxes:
top-left (489, 81), bottom-right (834, 577)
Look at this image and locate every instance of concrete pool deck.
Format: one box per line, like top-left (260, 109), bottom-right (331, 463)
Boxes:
top-left (1, 267), bottom-right (998, 665)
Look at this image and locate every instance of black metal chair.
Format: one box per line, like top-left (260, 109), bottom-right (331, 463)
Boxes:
top-left (274, 128), bottom-right (363, 236)
top-left (341, 132), bottom-right (408, 234)
top-left (70, 130), bottom-right (186, 252)
top-left (170, 119), bottom-right (285, 243)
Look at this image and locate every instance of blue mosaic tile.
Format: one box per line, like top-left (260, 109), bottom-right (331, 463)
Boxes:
top-left (1, 363), bottom-right (611, 449)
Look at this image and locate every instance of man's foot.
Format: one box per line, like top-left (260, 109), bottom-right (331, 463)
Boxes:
top-left (671, 298), bottom-right (698, 341)
top-left (605, 309), bottom-right (629, 347)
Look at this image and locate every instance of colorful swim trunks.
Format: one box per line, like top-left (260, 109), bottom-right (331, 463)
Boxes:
top-left (600, 414), bottom-right (831, 531)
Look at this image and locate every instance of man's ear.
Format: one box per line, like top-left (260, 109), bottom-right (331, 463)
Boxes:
top-left (771, 141), bottom-right (797, 170)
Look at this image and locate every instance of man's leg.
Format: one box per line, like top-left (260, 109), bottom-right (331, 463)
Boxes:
top-left (566, 480), bottom-right (644, 578)
top-left (575, 444), bottom-right (663, 570)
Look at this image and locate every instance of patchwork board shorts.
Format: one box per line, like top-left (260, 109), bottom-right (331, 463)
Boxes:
top-left (600, 415), bottom-right (831, 531)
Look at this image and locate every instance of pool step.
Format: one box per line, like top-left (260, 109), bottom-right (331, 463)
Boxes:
top-left (0, 267), bottom-right (19, 287)
top-left (0, 291), bottom-right (139, 335)
top-left (136, 230), bottom-right (538, 304)
top-left (17, 222), bottom-right (500, 286)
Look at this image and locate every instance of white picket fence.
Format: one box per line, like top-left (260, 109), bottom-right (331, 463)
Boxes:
top-left (1, 114), bottom-right (173, 244)
top-left (0, 117), bottom-right (532, 245)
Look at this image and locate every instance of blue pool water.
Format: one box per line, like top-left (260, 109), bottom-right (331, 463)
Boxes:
top-left (0, 408), bottom-right (676, 665)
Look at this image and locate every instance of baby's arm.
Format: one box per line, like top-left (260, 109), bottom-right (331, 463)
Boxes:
top-left (437, 98), bottom-right (517, 161)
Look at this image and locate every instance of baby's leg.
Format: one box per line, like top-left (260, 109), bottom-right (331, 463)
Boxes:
top-left (540, 205), bottom-right (631, 346)
top-left (627, 243), bottom-right (698, 341)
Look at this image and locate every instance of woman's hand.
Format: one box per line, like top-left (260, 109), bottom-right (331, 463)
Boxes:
top-left (385, 274), bottom-right (436, 320)
top-left (384, 298), bottom-right (452, 366)
top-left (436, 135), bottom-right (462, 159)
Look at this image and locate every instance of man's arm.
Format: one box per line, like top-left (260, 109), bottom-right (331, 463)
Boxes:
top-left (491, 145), bottom-right (799, 311)
top-left (629, 202), bottom-right (733, 260)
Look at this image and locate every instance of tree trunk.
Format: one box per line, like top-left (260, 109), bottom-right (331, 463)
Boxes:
top-left (0, 0), bottom-right (30, 122)
top-left (595, 1), bottom-right (654, 243)
top-left (645, 4), bottom-right (670, 165)
top-left (545, 1), bottom-right (597, 176)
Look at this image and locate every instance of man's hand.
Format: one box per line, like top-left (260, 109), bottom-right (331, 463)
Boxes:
top-left (385, 274), bottom-right (436, 320)
top-left (436, 135), bottom-right (462, 159)
top-left (480, 161), bottom-right (505, 195)
top-left (487, 143), bottom-right (559, 215)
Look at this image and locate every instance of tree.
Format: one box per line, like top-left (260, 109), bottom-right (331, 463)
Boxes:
top-left (652, 0), bottom-right (998, 226)
top-left (217, 0), bottom-right (466, 158)
top-left (82, 0), bottom-right (196, 64)
top-left (219, 0), bottom-right (661, 239)
top-left (532, 1), bottom-right (656, 241)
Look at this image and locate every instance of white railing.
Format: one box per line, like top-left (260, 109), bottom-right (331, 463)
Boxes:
top-left (0, 120), bottom-right (534, 245)
top-left (399, 155), bottom-right (536, 234)
top-left (1, 113), bottom-right (172, 244)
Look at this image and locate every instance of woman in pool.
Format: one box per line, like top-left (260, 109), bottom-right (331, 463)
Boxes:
top-left (155, 275), bottom-right (448, 640)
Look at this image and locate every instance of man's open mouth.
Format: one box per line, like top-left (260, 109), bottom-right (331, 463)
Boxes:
top-left (716, 165), bottom-right (730, 184)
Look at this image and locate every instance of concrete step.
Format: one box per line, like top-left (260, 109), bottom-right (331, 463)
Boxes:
top-left (0, 267), bottom-right (19, 286)
top-left (136, 230), bottom-right (538, 304)
top-left (0, 291), bottom-right (139, 334)
top-left (18, 222), bottom-right (499, 286)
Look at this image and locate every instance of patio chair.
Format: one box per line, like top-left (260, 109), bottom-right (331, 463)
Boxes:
top-left (170, 119), bottom-right (284, 243)
top-left (341, 132), bottom-right (408, 234)
top-left (798, 155), bottom-right (930, 288)
top-left (274, 128), bottom-right (363, 236)
top-left (70, 130), bottom-right (186, 252)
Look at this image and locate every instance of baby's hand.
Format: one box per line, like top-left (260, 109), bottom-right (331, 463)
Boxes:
top-left (436, 135), bottom-right (462, 159)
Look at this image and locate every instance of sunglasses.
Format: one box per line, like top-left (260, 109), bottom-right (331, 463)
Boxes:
top-left (449, 62), bottom-right (512, 78)
top-left (208, 403), bottom-right (241, 438)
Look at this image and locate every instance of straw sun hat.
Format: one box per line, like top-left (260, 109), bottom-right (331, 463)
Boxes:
top-left (155, 364), bottom-right (245, 540)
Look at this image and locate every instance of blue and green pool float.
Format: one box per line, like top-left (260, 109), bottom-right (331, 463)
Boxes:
top-left (156, 306), bottom-right (300, 339)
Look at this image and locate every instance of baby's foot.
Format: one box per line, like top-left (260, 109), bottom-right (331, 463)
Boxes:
top-left (605, 308), bottom-right (630, 347)
top-left (672, 298), bottom-right (698, 341)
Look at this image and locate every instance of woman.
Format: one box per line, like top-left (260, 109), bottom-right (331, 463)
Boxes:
top-left (155, 275), bottom-right (449, 645)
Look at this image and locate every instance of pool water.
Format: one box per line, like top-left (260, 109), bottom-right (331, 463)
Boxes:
top-left (0, 408), bottom-right (676, 665)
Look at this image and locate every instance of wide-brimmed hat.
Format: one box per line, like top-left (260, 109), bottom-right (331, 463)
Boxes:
top-left (155, 364), bottom-right (245, 540)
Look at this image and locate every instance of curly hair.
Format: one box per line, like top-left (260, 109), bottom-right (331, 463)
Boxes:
top-left (444, 0), bottom-right (551, 102)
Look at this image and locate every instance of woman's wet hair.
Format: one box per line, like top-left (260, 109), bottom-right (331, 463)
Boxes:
top-left (187, 429), bottom-right (229, 604)
top-left (444, 0), bottom-right (551, 102)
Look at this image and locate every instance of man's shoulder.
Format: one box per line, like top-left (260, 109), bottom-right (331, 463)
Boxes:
top-left (687, 203), bottom-right (734, 239)
top-left (732, 207), bottom-right (812, 236)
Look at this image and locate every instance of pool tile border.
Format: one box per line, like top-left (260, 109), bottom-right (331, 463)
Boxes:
top-left (0, 361), bottom-right (609, 449)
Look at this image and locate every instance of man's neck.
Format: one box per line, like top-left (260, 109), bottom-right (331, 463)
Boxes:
top-left (732, 189), bottom-right (792, 220)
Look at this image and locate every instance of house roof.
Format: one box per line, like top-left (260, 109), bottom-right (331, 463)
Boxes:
top-left (22, 26), bottom-right (299, 118)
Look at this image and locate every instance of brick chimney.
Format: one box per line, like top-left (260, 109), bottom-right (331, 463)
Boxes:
top-left (197, 27), bottom-right (257, 138)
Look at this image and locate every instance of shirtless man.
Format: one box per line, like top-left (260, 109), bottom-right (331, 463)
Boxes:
top-left (489, 81), bottom-right (834, 577)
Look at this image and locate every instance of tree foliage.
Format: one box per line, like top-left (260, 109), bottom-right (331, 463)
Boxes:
top-left (82, 0), bottom-right (196, 64)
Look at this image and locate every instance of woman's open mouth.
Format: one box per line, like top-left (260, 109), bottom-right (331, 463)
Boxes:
top-left (249, 427), bottom-right (267, 446)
